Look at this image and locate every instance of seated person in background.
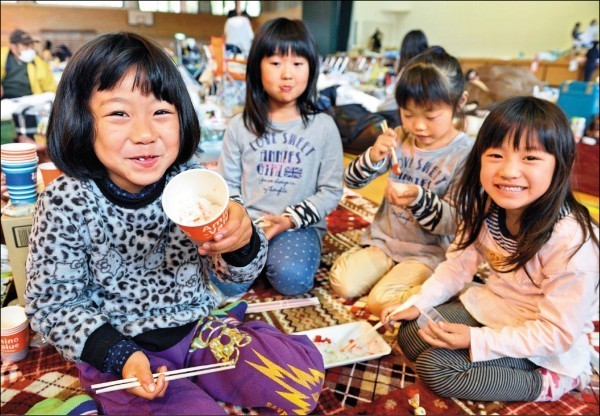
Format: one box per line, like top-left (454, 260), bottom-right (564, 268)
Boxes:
top-left (378, 30), bottom-right (428, 112)
top-left (1, 29), bottom-right (56, 162)
top-left (330, 47), bottom-right (473, 316)
top-left (1, 29), bottom-right (56, 99)
top-left (382, 96), bottom-right (598, 403)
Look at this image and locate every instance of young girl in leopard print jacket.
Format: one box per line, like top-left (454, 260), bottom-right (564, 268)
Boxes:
top-left (25, 32), bottom-right (324, 415)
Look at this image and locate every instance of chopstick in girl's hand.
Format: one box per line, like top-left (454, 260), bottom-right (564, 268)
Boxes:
top-left (381, 120), bottom-right (401, 175)
top-left (341, 299), bottom-right (417, 352)
top-left (92, 361), bottom-right (235, 394)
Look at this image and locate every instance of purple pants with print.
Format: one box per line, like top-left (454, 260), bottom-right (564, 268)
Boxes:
top-left (77, 317), bottom-right (325, 415)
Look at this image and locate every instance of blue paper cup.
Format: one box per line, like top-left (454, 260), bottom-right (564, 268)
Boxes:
top-left (6, 186), bottom-right (38, 205)
top-left (1, 159), bottom-right (38, 168)
top-left (2, 165), bottom-right (37, 188)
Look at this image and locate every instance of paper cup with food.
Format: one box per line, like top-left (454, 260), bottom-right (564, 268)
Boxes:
top-left (389, 179), bottom-right (412, 196)
top-left (38, 162), bottom-right (62, 187)
top-left (162, 169), bottom-right (230, 243)
top-left (1, 305), bottom-right (30, 362)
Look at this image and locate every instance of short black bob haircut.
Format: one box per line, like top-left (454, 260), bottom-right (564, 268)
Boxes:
top-left (244, 17), bottom-right (320, 137)
top-left (47, 31), bottom-right (200, 180)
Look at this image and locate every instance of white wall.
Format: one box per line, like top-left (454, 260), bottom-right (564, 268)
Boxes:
top-left (350, 1), bottom-right (599, 58)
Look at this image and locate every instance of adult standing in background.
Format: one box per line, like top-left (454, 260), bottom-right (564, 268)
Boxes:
top-left (371, 29), bottom-right (383, 53)
top-left (1, 29), bottom-right (56, 99)
top-left (583, 40), bottom-right (599, 82)
top-left (580, 19), bottom-right (599, 48)
top-left (224, 1), bottom-right (254, 56)
top-left (571, 22), bottom-right (583, 50)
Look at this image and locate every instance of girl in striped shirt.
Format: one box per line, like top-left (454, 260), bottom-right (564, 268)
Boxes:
top-left (382, 96), bottom-right (599, 402)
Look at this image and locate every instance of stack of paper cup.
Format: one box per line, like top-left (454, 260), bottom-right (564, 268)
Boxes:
top-left (1, 143), bottom-right (38, 205)
top-left (1, 305), bottom-right (30, 362)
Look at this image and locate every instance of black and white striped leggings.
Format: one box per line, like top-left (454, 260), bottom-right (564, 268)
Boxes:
top-left (397, 301), bottom-right (543, 402)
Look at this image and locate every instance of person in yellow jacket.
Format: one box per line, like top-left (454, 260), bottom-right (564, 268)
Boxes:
top-left (1, 29), bottom-right (56, 99)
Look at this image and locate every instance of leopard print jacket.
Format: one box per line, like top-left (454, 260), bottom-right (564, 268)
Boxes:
top-left (24, 160), bottom-right (268, 363)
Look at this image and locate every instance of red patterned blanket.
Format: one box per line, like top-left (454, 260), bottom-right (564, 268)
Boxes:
top-left (1, 189), bottom-right (598, 415)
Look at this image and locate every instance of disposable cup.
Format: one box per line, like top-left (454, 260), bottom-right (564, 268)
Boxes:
top-left (570, 117), bottom-right (586, 142)
top-left (390, 180), bottom-right (411, 195)
top-left (2, 165), bottom-right (37, 188)
top-left (162, 169), bottom-right (230, 243)
top-left (1, 305), bottom-right (30, 362)
top-left (416, 306), bottom-right (446, 329)
top-left (38, 162), bottom-right (62, 186)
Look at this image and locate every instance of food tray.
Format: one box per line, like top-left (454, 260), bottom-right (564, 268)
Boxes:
top-left (294, 321), bottom-right (391, 369)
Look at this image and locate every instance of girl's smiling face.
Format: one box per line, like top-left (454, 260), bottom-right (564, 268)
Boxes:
top-left (90, 69), bottom-right (180, 193)
top-left (480, 133), bottom-right (556, 224)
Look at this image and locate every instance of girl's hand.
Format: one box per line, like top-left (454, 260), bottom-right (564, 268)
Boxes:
top-left (369, 129), bottom-right (398, 163)
top-left (385, 181), bottom-right (419, 207)
top-left (122, 351), bottom-right (168, 400)
top-left (418, 321), bottom-right (471, 350)
top-left (260, 214), bottom-right (294, 240)
top-left (380, 305), bottom-right (420, 331)
top-left (197, 201), bottom-right (252, 255)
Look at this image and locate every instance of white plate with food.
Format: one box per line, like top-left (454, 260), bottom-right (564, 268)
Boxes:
top-left (295, 321), bottom-right (392, 369)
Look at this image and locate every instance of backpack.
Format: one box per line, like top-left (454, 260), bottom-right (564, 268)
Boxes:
top-left (330, 104), bottom-right (399, 154)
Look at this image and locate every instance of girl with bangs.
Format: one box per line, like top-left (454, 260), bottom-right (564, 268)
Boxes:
top-left (330, 47), bottom-right (472, 315)
top-left (25, 32), bottom-right (325, 414)
top-left (217, 18), bottom-right (343, 296)
top-left (382, 96), bottom-right (599, 402)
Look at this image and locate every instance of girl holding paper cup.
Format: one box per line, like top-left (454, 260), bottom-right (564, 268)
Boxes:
top-left (25, 32), bottom-right (324, 415)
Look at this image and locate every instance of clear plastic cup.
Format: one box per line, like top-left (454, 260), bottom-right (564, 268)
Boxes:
top-left (416, 305), bottom-right (446, 329)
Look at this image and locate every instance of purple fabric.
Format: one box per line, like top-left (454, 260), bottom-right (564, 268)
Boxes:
top-left (77, 317), bottom-right (325, 415)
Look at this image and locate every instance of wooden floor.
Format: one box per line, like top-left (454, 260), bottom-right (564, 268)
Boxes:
top-left (343, 154), bottom-right (599, 224)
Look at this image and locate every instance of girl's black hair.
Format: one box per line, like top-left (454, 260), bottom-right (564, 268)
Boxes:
top-left (397, 30), bottom-right (428, 75)
top-left (454, 96), bottom-right (598, 277)
top-left (47, 31), bottom-right (200, 180)
top-left (243, 17), bottom-right (320, 137)
top-left (395, 46), bottom-right (465, 127)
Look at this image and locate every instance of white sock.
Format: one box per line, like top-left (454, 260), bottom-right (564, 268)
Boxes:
top-left (535, 368), bottom-right (579, 402)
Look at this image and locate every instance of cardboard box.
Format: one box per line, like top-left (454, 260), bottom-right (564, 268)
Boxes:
top-left (1, 214), bottom-right (33, 306)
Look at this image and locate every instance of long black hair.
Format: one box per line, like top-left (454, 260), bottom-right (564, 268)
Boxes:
top-left (397, 30), bottom-right (428, 75)
top-left (47, 31), bottom-right (199, 179)
top-left (454, 96), bottom-right (598, 276)
top-left (243, 18), bottom-right (320, 137)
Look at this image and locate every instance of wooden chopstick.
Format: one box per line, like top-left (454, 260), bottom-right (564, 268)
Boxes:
top-left (340, 321), bottom-right (384, 352)
top-left (246, 297), bottom-right (320, 313)
top-left (92, 362), bottom-right (235, 394)
top-left (381, 121), bottom-right (401, 174)
top-left (341, 299), bottom-right (417, 352)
